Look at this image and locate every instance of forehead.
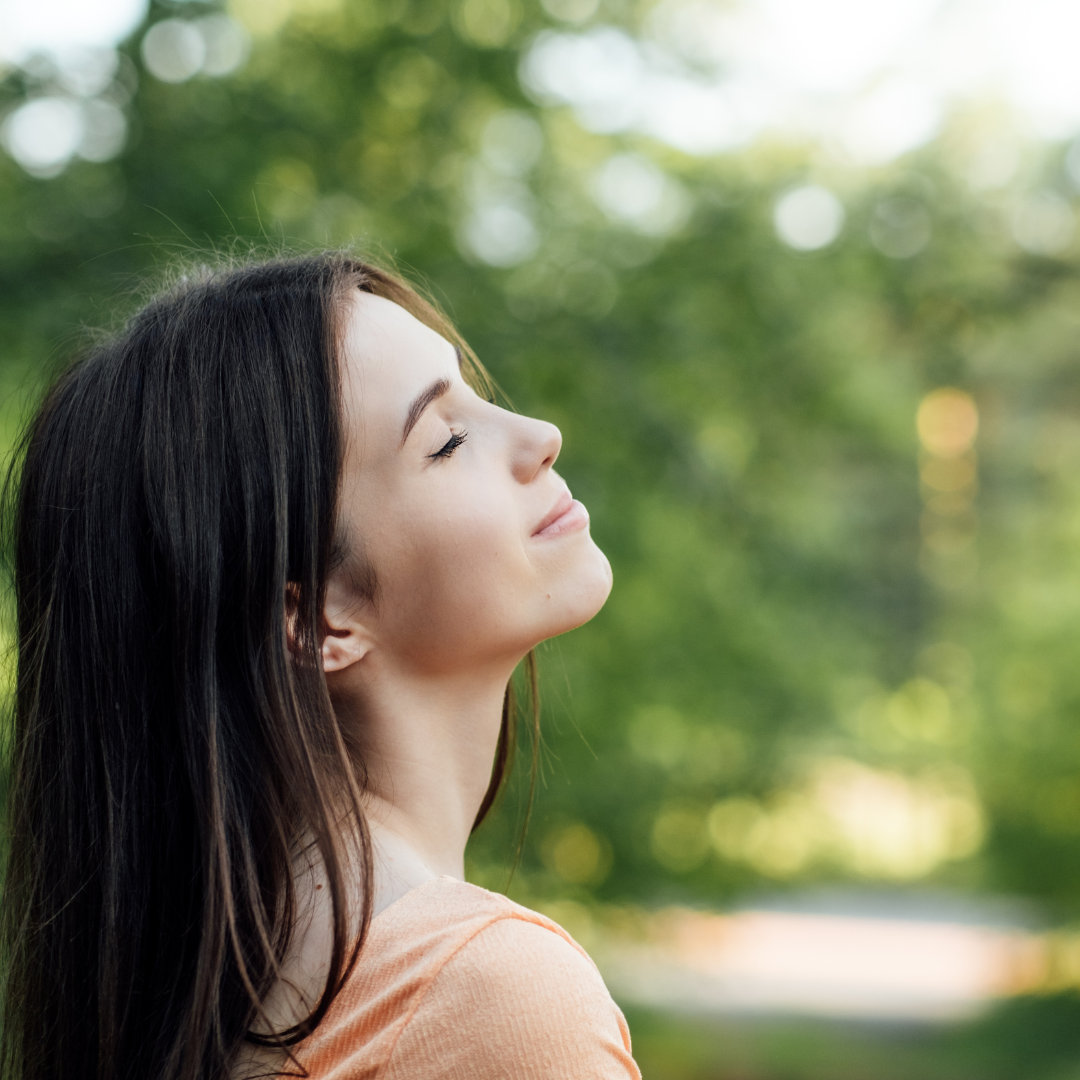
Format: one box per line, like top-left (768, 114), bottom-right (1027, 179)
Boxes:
top-left (339, 290), bottom-right (458, 430)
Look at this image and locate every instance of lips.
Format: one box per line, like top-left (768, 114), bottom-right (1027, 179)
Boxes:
top-left (532, 488), bottom-right (590, 538)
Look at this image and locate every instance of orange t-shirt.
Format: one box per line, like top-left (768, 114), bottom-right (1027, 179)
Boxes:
top-left (287, 876), bottom-right (641, 1079)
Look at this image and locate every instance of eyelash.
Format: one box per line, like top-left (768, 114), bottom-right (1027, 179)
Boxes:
top-left (429, 429), bottom-right (468, 460)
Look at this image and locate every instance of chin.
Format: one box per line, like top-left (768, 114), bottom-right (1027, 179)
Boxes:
top-left (553, 543), bottom-right (614, 638)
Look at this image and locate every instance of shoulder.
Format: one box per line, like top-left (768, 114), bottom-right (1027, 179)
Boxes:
top-left (384, 887), bottom-right (641, 1079)
top-left (409, 881), bottom-right (613, 1013)
top-left (435, 911), bottom-right (610, 1008)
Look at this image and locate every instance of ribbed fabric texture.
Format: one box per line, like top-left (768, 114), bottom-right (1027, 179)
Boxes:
top-left (291, 876), bottom-right (642, 1079)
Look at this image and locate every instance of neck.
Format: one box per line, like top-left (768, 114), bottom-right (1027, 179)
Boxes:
top-left (247, 659), bottom-right (520, 1041)
top-left (334, 658), bottom-right (516, 910)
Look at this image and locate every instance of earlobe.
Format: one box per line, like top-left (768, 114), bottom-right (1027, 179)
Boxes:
top-left (285, 578), bottom-right (375, 672)
top-left (320, 627), bottom-right (369, 673)
top-left (320, 573), bottom-right (376, 675)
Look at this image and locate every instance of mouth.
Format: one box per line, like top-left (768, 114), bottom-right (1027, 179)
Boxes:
top-left (532, 488), bottom-right (590, 538)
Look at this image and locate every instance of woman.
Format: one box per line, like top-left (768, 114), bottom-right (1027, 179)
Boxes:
top-left (1, 254), bottom-right (639, 1080)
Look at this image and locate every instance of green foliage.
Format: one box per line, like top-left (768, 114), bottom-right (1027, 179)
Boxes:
top-left (623, 991), bottom-right (1080, 1080)
top-left (3, 0), bottom-right (1080, 924)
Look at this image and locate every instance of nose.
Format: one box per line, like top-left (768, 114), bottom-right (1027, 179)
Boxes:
top-left (511, 413), bottom-right (562, 483)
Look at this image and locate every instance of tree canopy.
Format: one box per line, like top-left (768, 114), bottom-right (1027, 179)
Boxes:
top-left (3, 0), bottom-right (1080, 923)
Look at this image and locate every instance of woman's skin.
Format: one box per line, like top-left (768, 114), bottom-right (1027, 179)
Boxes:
top-left (256, 293), bottom-right (613, 1035)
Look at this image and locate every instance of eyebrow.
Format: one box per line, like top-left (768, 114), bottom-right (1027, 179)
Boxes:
top-left (401, 378), bottom-right (450, 447)
top-left (399, 349), bottom-right (465, 448)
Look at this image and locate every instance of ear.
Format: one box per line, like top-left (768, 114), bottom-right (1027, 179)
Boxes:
top-left (320, 574), bottom-right (376, 675)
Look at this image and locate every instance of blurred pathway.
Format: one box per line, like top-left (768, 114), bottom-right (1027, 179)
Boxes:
top-left (568, 892), bottom-right (1051, 1023)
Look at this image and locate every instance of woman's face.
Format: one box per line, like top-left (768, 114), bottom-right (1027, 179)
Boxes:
top-left (332, 291), bottom-right (612, 677)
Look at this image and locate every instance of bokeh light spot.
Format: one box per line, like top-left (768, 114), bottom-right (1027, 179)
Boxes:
top-left (708, 798), bottom-right (764, 861)
top-left (920, 454), bottom-right (977, 495)
top-left (459, 202), bottom-right (538, 266)
top-left (141, 19), bottom-right (206, 83)
top-left (519, 28), bottom-right (641, 132)
top-left (227, 0), bottom-right (295, 37)
top-left (198, 15), bottom-right (250, 77)
top-left (629, 703), bottom-right (687, 768)
top-left (452, 0), bottom-right (521, 48)
top-left (869, 197), bottom-right (932, 259)
top-left (917, 388), bottom-right (978, 458)
top-left (376, 50), bottom-right (442, 111)
top-left (1, 96), bottom-right (84, 177)
top-left (742, 797), bottom-right (817, 878)
top-left (696, 417), bottom-right (756, 477)
top-left (56, 47), bottom-right (120, 97)
top-left (540, 0), bottom-right (598, 23)
top-left (651, 804), bottom-right (710, 873)
top-left (884, 678), bottom-right (956, 745)
top-left (481, 110), bottom-right (543, 176)
top-left (591, 153), bottom-right (690, 235)
top-left (965, 140), bottom-right (1021, 191)
top-left (542, 822), bottom-right (612, 885)
top-left (773, 184), bottom-right (844, 251)
top-left (78, 100), bottom-right (127, 162)
top-left (1010, 191), bottom-right (1075, 256)
top-left (813, 759), bottom-right (986, 877)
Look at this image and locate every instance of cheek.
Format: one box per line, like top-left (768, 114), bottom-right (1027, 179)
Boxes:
top-left (395, 486), bottom-right (519, 581)
top-left (368, 495), bottom-right (533, 652)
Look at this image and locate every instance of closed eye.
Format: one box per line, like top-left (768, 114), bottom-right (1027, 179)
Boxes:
top-left (428, 430), bottom-right (468, 460)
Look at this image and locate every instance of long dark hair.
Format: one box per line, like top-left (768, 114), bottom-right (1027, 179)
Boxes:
top-left (0, 253), bottom-right (526, 1080)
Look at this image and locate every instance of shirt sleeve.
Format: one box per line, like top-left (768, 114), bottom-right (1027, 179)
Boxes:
top-left (382, 915), bottom-right (642, 1080)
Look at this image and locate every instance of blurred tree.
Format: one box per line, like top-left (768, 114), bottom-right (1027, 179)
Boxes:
top-left (2, 0), bottom-right (1080, 922)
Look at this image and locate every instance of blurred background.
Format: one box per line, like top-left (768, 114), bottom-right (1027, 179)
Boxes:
top-left (4, 0), bottom-right (1080, 1075)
